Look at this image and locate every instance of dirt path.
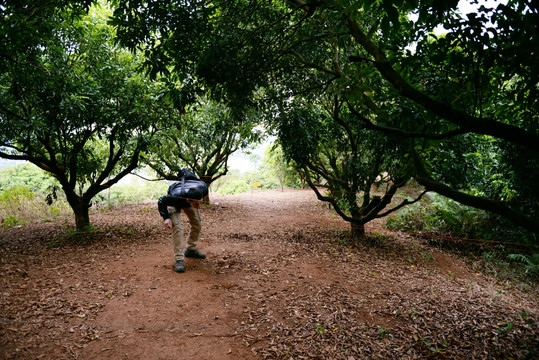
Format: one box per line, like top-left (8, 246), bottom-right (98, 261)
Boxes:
top-left (1, 189), bottom-right (538, 359)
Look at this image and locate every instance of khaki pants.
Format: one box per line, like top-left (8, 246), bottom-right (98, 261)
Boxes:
top-left (168, 206), bottom-right (202, 261)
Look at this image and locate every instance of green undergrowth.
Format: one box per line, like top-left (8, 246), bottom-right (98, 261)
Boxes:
top-left (386, 193), bottom-right (538, 286)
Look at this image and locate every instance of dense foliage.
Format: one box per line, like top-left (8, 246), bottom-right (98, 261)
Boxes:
top-left (261, 144), bottom-right (303, 191)
top-left (110, 0), bottom-right (539, 236)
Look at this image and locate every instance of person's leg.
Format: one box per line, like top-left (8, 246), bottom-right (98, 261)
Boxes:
top-left (168, 207), bottom-right (186, 267)
top-left (183, 207), bottom-right (205, 258)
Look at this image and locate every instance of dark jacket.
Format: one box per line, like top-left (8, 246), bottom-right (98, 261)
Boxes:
top-left (157, 169), bottom-right (208, 220)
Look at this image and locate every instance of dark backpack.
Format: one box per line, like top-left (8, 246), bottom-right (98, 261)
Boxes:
top-left (178, 168), bottom-right (201, 181)
top-left (168, 168), bottom-right (208, 200)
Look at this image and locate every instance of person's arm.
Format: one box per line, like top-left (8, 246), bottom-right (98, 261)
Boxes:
top-left (158, 195), bottom-right (172, 220)
top-left (158, 196), bottom-right (174, 229)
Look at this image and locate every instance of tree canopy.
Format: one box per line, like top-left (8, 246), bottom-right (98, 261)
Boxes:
top-left (111, 0), bottom-right (539, 234)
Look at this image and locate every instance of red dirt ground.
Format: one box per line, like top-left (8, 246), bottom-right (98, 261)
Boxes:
top-left (1, 189), bottom-right (538, 359)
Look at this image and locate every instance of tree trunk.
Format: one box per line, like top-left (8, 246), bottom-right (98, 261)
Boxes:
top-left (202, 193), bottom-right (211, 206)
top-left (66, 194), bottom-right (91, 231)
top-left (74, 205), bottom-right (91, 231)
top-left (350, 223), bottom-right (366, 241)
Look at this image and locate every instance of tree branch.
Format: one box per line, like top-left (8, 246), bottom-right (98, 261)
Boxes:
top-left (346, 99), bottom-right (467, 140)
top-left (346, 17), bottom-right (539, 151)
top-left (377, 189), bottom-right (428, 218)
top-left (305, 174), bottom-right (355, 223)
top-left (411, 148), bottom-right (539, 233)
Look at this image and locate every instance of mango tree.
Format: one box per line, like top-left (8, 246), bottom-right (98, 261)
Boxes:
top-left (142, 96), bottom-right (263, 203)
top-left (0, 4), bottom-right (171, 230)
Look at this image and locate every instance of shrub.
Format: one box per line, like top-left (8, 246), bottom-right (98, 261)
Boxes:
top-left (215, 179), bottom-right (251, 195)
top-left (93, 181), bottom-right (168, 209)
top-left (386, 193), bottom-right (537, 248)
top-left (0, 163), bottom-right (58, 193)
top-left (507, 253), bottom-right (539, 277)
top-left (2, 214), bottom-right (20, 227)
top-left (0, 185), bottom-right (71, 228)
top-left (386, 193), bottom-right (538, 282)
top-left (0, 184), bottom-right (35, 204)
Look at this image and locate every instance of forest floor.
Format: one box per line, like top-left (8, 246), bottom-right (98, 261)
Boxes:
top-left (0, 189), bottom-right (538, 360)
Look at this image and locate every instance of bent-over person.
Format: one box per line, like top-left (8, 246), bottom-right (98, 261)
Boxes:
top-left (157, 169), bottom-right (208, 273)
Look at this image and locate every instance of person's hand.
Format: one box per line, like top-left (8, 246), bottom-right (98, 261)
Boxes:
top-left (164, 219), bottom-right (172, 229)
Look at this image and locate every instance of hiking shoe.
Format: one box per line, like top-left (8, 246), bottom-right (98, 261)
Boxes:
top-left (174, 260), bottom-right (185, 273)
top-left (184, 249), bottom-right (206, 259)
